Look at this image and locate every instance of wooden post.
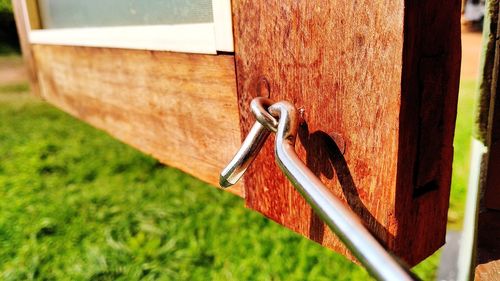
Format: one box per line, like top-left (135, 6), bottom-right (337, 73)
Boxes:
top-left (11, 0), bottom-right (40, 95)
top-left (232, 0), bottom-right (462, 265)
top-left (474, 0), bottom-right (500, 278)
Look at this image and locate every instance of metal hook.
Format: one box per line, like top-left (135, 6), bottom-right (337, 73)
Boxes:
top-left (219, 98), bottom-right (275, 188)
top-left (251, 97), bottom-right (278, 132)
top-left (220, 97), bottom-right (419, 281)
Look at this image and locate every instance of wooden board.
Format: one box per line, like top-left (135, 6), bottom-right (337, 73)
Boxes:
top-left (32, 45), bottom-right (244, 197)
top-left (484, 33), bottom-right (500, 210)
top-left (232, 0), bottom-right (461, 265)
top-left (12, 0), bottom-right (40, 95)
top-left (476, 3), bottom-right (500, 278)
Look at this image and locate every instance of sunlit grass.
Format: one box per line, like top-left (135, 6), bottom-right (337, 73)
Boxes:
top-left (448, 80), bottom-right (476, 229)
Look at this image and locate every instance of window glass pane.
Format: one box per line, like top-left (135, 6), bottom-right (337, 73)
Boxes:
top-left (38, 0), bottom-right (213, 29)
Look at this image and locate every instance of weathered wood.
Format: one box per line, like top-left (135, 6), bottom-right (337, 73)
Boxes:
top-left (32, 45), bottom-right (244, 197)
top-left (232, 0), bottom-right (461, 265)
top-left (11, 0), bottom-right (39, 95)
top-left (484, 16), bottom-right (500, 210)
top-left (475, 1), bottom-right (500, 279)
top-left (396, 0), bottom-right (461, 265)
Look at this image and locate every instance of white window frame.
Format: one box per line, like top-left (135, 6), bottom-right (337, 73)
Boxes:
top-left (23, 0), bottom-right (234, 54)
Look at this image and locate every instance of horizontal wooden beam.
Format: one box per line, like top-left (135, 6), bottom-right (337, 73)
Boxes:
top-left (32, 45), bottom-right (244, 197)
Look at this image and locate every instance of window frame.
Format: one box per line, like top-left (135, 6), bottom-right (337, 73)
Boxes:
top-left (22, 0), bottom-right (234, 54)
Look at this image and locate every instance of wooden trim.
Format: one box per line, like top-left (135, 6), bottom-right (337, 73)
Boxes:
top-left (25, 0), bottom-right (41, 29)
top-left (11, 0), bottom-right (40, 96)
top-left (28, 24), bottom-right (219, 54)
top-left (212, 0), bottom-right (235, 52)
top-left (232, 0), bottom-right (461, 265)
top-left (32, 45), bottom-right (244, 197)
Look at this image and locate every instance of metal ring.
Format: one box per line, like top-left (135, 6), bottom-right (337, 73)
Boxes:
top-left (268, 101), bottom-right (299, 142)
top-left (251, 97), bottom-right (279, 132)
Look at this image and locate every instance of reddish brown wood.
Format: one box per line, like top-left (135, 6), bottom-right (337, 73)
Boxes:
top-left (32, 45), bottom-right (244, 197)
top-left (232, 0), bottom-right (461, 265)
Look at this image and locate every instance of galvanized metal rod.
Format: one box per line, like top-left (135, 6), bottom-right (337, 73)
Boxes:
top-left (220, 98), bottom-right (277, 187)
top-left (219, 121), bottom-right (270, 188)
top-left (268, 101), bottom-right (417, 281)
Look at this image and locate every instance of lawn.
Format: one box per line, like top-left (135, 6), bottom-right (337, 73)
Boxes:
top-left (0, 72), bottom-right (476, 280)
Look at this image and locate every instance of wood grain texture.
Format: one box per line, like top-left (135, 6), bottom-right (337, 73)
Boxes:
top-left (476, 260), bottom-right (500, 281)
top-left (476, 7), bottom-right (500, 278)
top-left (232, 0), bottom-right (461, 265)
top-left (32, 45), bottom-right (244, 197)
top-left (12, 0), bottom-right (40, 95)
top-left (484, 31), bottom-right (500, 210)
top-left (396, 0), bottom-right (461, 264)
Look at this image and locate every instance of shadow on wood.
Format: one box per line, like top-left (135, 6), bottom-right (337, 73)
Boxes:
top-left (298, 123), bottom-right (394, 251)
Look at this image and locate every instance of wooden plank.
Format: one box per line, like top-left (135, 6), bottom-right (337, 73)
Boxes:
top-left (232, 0), bottom-right (461, 265)
top-left (32, 45), bottom-right (244, 197)
top-left (475, 1), bottom-right (500, 278)
top-left (396, 0), bottom-right (461, 265)
top-left (11, 0), bottom-right (40, 95)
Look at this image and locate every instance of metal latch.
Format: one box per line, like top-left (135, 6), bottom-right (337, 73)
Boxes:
top-left (220, 97), bottom-right (419, 281)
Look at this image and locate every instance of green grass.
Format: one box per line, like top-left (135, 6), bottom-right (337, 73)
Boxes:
top-left (0, 45), bottom-right (18, 56)
top-left (447, 80), bottom-right (477, 229)
top-left (0, 83), bottom-right (30, 94)
top-left (0, 78), bottom-right (476, 280)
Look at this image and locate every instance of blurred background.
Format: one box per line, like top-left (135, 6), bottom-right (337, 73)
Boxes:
top-left (0, 0), bottom-right (487, 280)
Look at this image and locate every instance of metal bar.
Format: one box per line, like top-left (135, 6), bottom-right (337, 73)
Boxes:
top-left (219, 121), bottom-right (270, 188)
top-left (268, 101), bottom-right (417, 281)
top-left (220, 97), bottom-right (277, 188)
